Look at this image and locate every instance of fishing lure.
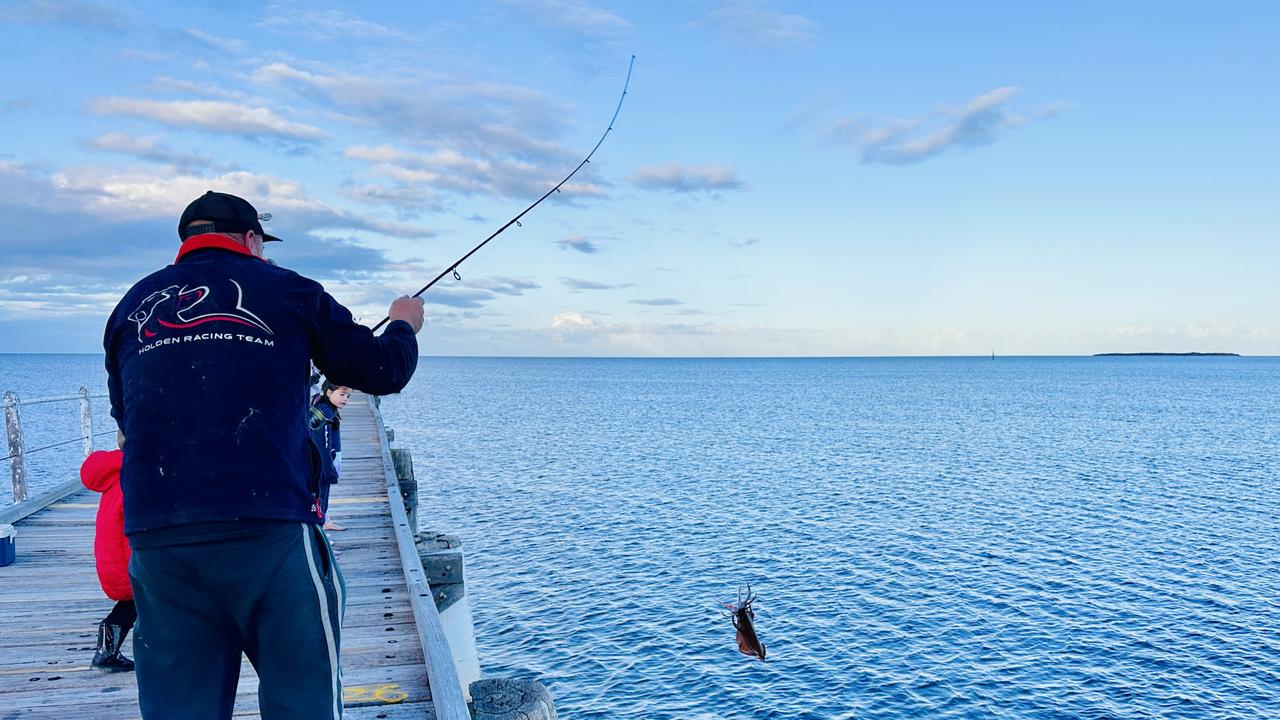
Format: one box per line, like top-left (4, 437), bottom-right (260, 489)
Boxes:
top-left (371, 55), bottom-right (636, 333)
top-left (723, 584), bottom-right (766, 660)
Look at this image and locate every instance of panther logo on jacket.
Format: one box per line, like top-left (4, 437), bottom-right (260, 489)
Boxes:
top-left (127, 279), bottom-right (274, 343)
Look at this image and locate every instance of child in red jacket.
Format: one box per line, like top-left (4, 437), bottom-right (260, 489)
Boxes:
top-left (80, 432), bottom-right (134, 671)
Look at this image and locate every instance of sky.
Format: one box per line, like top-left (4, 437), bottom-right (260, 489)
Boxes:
top-left (0, 0), bottom-right (1276, 356)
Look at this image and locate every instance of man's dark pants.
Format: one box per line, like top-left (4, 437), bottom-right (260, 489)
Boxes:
top-left (129, 523), bottom-right (346, 720)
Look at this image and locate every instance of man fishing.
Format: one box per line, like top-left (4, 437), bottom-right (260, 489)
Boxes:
top-left (104, 191), bottom-right (424, 719)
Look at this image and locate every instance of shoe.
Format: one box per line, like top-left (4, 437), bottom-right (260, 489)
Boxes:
top-left (91, 621), bottom-right (135, 672)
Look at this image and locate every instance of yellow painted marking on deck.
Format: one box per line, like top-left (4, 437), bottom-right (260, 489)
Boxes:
top-left (343, 682), bottom-right (408, 704)
top-left (329, 496), bottom-right (387, 505)
top-left (0, 665), bottom-right (92, 675)
top-left (49, 502), bottom-right (98, 509)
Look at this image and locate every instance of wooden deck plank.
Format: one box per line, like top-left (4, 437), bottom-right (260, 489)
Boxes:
top-left (0, 393), bottom-right (437, 719)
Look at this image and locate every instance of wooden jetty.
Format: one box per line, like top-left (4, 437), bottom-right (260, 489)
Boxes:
top-left (0, 393), bottom-right (472, 720)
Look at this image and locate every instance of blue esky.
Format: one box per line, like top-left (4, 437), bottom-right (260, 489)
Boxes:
top-left (0, 0), bottom-right (1275, 356)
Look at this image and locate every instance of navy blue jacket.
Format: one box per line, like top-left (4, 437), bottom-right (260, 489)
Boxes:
top-left (104, 235), bottom-right (418, 535)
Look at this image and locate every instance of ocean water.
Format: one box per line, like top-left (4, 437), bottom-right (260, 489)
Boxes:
top-left (0, 354), bottom-right (111, 505)
top-left (4, 355), bottom-right (1279, 718)
top-left (380, 357), bottom-right (1280, 720)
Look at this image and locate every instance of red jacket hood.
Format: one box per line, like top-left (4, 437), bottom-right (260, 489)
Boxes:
top-left (81, 449), bottom-right (123, 493)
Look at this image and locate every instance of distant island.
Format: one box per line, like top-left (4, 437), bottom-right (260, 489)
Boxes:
top-left (1092, 352), bottom-right (1240, 357)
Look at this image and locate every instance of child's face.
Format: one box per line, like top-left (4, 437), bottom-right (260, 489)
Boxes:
top-left (326, 386), bottom-right (352, 408)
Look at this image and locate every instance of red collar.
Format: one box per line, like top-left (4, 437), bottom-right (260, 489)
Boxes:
top-left (175, 234), bottom-right (263, 263)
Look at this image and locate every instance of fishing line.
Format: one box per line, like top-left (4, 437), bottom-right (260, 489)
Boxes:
top-left (371, 55), bottom-right (636, 333)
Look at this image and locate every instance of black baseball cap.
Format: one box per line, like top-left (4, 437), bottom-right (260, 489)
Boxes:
top-left (178, 191), bottom-right (282, 242)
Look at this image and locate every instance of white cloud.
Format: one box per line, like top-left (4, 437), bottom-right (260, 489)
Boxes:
top-left (420, 276), bottom-right (540, 309)
top-left (249, 61), bottom-right (615, 209)
top-left (344, 143), bottom-right (606, 203)
top-left (90, 97), bottom-right (327, 141)
top-left (629, 163), bottom-right (745, 194)
top-left (1105, 323), bottom-right (1276, 345)
top-left (0, 0), bottom-right (127, 29)
top-left (257, 6), bottom-right (405, 41)
top-left (502, 0), bottom-right (630, 35)
top-left (560, 277), bottom-right (632, 290)
top-left (50, 167), bottom-right (309, 219)
top-left (829, 87), bottom-right (1068, 165)
top-left (20, 162), bottom-right (433, 241)
top-left (180, 28), bottom-right (247, 54)
top-left (706, 0), bottom-right (818, 50)
top-left (120, 48), bottom-right (171, 63)
top-left (465, 276), bottom-right (541, 296)
top-left (0, 160), bottom-right (428, 321)
top-left (551, 310), bottom-right (600, 334)
top-left (146, 76), bottom-right (252, 101)
top-left (251, 62), bottom-right (572, 159)
top-left (83, 132), bottom-right (231, 172)
top-left (547, 311), bottom-right (827, 355)
top-left (557, 235), bottom-right (600, 253)
top-left (337, 182), bottom-right (443, 213)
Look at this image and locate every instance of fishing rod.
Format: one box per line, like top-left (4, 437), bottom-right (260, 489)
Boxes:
top-left (371, 55), bottom-right (636, 333)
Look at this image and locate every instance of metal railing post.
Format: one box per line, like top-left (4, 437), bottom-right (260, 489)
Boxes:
top-left (3, 391), bottom-right (27, 503)
top-left (79, 386), bottom-right (94, 458)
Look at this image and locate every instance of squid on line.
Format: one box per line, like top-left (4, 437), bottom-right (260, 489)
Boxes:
top-left (722, 584), bottom-right (766, 660)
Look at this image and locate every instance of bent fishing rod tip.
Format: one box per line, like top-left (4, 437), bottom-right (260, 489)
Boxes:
top-left (368, 54), bottom-right (636, 334)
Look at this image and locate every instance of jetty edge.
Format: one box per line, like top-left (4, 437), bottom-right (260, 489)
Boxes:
top-left (1, 389), bottom-right (558, 719)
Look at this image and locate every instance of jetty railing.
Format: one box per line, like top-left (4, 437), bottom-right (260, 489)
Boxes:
top-left (2, 388), bottom-right (113, 521)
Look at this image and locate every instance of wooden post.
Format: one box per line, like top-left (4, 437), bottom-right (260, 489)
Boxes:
top-left (471, 678), bottom-right (557, 720)
top-left (392, 447), bottom-right (416, 532)
top-left (78, 386), bottom-right (94, 458)
top-left (3, 392), bottom-right (26, 503)
top-left (417, 531), bottom-right (482, 700)
top-left (416, 532), bottom-right (464, 611)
